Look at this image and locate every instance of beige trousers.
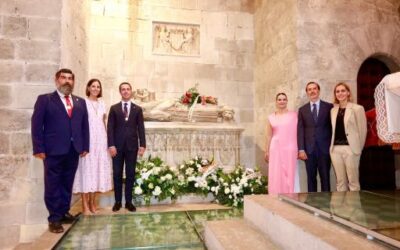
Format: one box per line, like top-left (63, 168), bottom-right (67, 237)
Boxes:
top-left (330, 145), bottom-right (361, 191)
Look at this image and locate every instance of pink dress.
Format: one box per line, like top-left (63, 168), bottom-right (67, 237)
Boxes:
top-left (73, 99), bottom-right (112, 193)
top-left (267, 111), bottom-right (298, 195)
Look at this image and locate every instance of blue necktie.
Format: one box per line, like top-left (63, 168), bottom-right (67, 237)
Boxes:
top-left (312, 103), bottom-right (318, 122)
top-left (123, 103), bottom-right (128, 119)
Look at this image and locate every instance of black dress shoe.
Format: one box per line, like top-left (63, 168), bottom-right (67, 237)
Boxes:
top-left (61, 212), bottom-right (77, 224)
top-left (48, 222), bottom-right (64, 233)
top-left (125, 202), bottom-right (136, 212)
top-left (112, 202), bottom-right (122, 212)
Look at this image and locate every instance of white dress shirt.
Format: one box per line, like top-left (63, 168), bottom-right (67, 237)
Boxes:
top-left (310, 99), bottom-right (321, 116)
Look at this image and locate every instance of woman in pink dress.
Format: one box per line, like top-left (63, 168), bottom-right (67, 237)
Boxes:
top-left (73, 79), bottom-right (112, 215)
top-left (264, 93), bottom-right (298, 195)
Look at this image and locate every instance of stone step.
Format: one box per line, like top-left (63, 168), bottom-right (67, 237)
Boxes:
top-left (97, 191), bottom-right (214, 207)
top-left (204, 219), bottom-right (279, 250)
top-left (244, 195), bottom-right (387, 250)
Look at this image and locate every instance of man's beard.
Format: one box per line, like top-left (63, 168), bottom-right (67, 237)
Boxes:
top-left (59, 83), bottom-right (73, 95)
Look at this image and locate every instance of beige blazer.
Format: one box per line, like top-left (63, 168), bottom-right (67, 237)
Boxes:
top-left (330, 103), bottom-right (367, 155)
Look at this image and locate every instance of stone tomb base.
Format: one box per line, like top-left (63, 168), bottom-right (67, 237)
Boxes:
top-left (144, 122), bottom-right (243, 171)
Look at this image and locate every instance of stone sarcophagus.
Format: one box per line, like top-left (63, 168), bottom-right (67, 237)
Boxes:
top-left (142, 122), bottom-right (244, 171)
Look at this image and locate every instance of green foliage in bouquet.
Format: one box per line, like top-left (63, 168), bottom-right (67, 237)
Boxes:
top-left (176, 156), bottom-right (214, 196)
top-left (179, 85), bottom-right (200, 107)
top-left (179, 84), bottom-right (218, 107)
top-left (210, 165), bottom-right (268, 207)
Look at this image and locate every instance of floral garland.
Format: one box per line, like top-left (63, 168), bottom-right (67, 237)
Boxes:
top-left (134, 156), bottom-right (267, 207)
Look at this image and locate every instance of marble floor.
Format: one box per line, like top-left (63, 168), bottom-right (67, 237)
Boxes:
top-left (16, 195), bottom-right (241, 250)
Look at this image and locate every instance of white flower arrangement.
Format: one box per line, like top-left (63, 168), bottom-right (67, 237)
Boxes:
top-left (134, 156), bottom-right (267, 207)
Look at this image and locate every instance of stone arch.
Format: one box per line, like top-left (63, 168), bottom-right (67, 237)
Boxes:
top-left (353, 51), bottom-right (399, 77)
top-left (369, 53), bottom-right (400, 72)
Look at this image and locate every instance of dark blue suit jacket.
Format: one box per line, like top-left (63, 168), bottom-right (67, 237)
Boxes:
top-left (107, 102), bottom-right (146, 151)
top-left (297, 100), bottom-right (333, 155)
top-left (31, 91), bottom-right (90, 155)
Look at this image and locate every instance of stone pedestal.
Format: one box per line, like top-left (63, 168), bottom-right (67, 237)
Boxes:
top-left (143, 122), bottom-right (243, 171)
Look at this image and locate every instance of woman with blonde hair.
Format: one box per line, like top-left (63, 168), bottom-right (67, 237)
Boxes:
top-left (330, 82), bottom-right (367, 191)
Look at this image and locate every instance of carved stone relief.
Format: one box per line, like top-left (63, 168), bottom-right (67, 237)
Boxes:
top-left (152, 22), bottom-right (200, 56)
top-left (143, 122), bottom-right (243, 172)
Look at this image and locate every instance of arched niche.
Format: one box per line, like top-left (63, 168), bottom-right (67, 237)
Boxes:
top-left (357, 55), bottom-right (399, 111)
top-left (357, 54), bottom-right (399, 190)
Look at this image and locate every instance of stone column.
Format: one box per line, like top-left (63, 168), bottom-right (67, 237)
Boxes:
top-left (254, 0), bottom-right (299, 175)
top-left (0, 0), bottom-right (62, 247)
top-left (0, 0), bottom-right (90, 247)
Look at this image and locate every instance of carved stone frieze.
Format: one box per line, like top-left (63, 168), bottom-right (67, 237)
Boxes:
top-left (143, 122), bottom-right (243, 171)
top-left (152, 22), bottom-right (200, 56)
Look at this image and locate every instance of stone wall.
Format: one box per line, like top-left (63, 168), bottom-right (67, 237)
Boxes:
top-left (0, 0), bottom-right (62, 248)
top-left (254, 0), bottom-right (400, 190)
top-left (1, 0), bottom-right (256, 247)
top-left (296, 0), bottom-right (400, 190)
top-left (0, 0), bottom-right (91, 248)
top-left (87, 0), bottom-right (256, 167)
top-left (1, 0), bottom-right (400, 247)
top-left (297, 0), bottom-right (400, 101)
top-left (254, 0), bottom-right (299, 174)
top-left (61, 0), bottom-right (90, 92)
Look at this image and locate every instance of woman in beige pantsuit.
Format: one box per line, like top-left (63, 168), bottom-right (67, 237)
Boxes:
top-left (330, 82), bottom-right (367, 191)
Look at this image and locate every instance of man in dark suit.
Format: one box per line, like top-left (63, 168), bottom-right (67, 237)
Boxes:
top-left (31, 68), bottom-right (89, 233)
top-left (297, 82), bottom-right (333, 192)
top-left (107, 82), bottom-right (146, 212)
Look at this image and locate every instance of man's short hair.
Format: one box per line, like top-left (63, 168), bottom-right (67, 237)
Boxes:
top-left (119, 82), bottom-right (132, 92)
top-left (305, 81), bottom-right (320, 91)
top-left (55, 68), bottom-right (74, 80)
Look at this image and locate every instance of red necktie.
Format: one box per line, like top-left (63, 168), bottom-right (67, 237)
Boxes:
top-left (65, 95), bottom-right (73, 118)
